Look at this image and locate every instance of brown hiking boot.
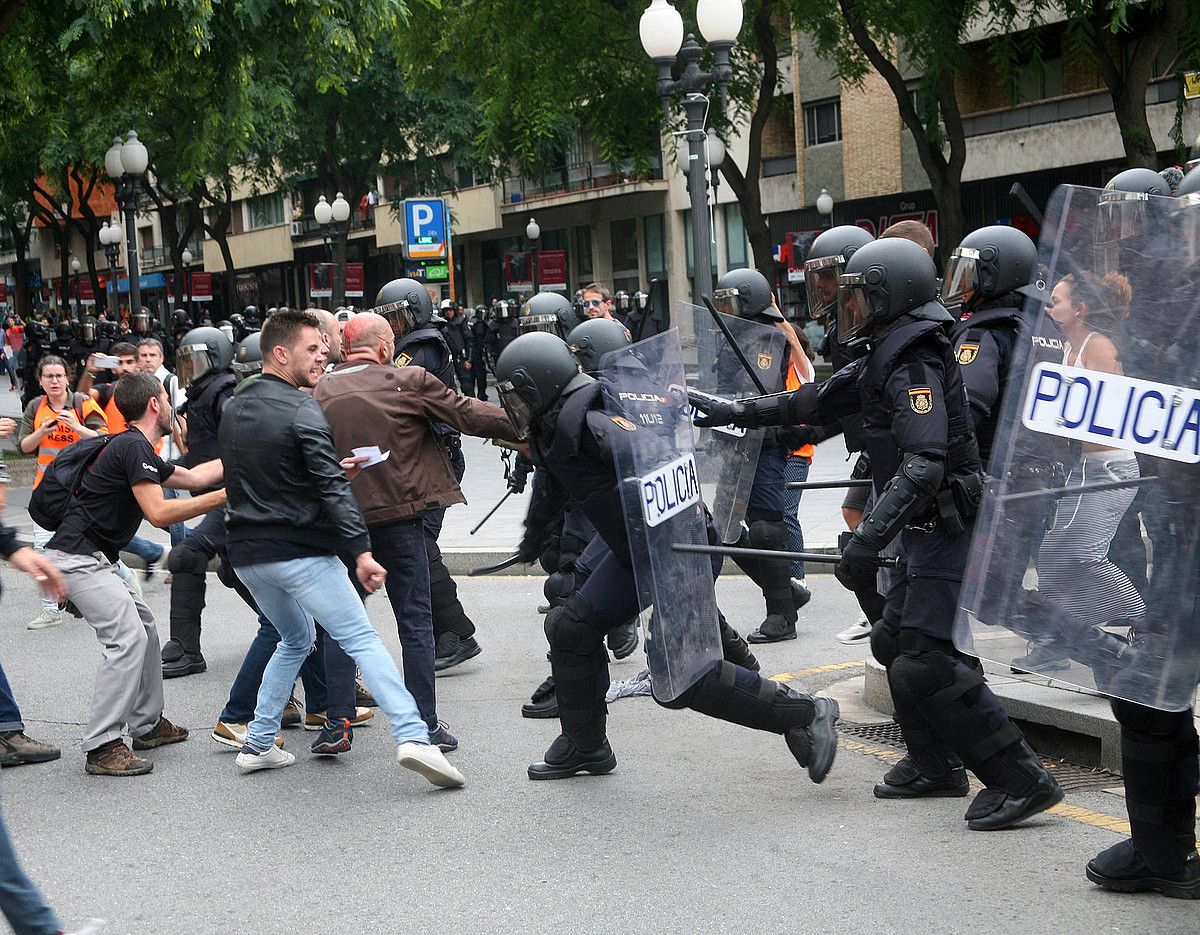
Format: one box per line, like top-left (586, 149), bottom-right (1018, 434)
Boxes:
top-left (282, 695), bottom-right (303, 728)
top-left (355, 679), bottom-right (377, 708)
top-left (132, 716), bottom-right (189, 750)
top-left (0, 730), bottom-right (61, 766)
top-left (85, 739), bottom-right (152, 776)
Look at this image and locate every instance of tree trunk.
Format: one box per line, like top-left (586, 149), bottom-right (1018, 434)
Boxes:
top-left (203, 181), bottom-right (238, 316)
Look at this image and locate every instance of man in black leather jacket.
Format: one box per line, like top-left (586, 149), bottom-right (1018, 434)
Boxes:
top-left (217, 309), bottom-right (464, 784)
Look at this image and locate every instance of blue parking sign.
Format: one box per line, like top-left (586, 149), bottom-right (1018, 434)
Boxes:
top-left (403, 198), bottom-right (447, 260)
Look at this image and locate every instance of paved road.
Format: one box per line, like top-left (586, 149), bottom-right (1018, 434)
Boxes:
top-left (0, 575), bottom-right (1191, 934)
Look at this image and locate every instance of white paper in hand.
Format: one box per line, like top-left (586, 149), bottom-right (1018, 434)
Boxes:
top-left (350, 445), bottom-right (391, 467)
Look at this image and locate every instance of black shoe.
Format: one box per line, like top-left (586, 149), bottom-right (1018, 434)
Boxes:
top-left (791, 578), bottom-right (812, 611)
top-left (1010, 641), bottom-right (1069, 674)
top-left (162, 652), bottom-right (206, 679)
top-left (874, 756), bottom-right (970, 799)
top-left (1086, 840), bottom-right (1200, 899)
top-left (606, 620), bottom-right (639, 660)
top-left (964, 773), bottom-right (1064, 830)
top-left (527, 735), bottom-right (616, 780)
top-left (434, 634), bottom-right (482, 672)
top-left (521, 676), bottom-right (559, 719)
top-left (785, 697), bottom-right (839, 784)
top-left (310, 718), bottom-right (353, 755)
top-left (747, 614), bottom-right (797, 644)
top-left (160, 639), bottom-right (186, 664)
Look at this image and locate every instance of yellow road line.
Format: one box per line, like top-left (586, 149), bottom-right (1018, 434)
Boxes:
top-left (769, 660), bottom-right (865, 682)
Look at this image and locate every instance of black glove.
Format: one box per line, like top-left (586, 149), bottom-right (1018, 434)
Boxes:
top-left (687, 388), bottom-right (788, 430)
top-left (507, 453), bottom-right (533, 494)
top-left (834, 536), bottom-right (880, 594)
top-left (778, 425), bottom-right (822, 449)
top-left (687, 389), bottom-right (744, 428)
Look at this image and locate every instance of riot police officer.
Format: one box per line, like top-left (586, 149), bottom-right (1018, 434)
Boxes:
top-left (693, 237), bottom-right (1063, 829)
top-left (439, 299), bottom-right (474, 392)
top-left (374, 278), bottom-right (480, 671)
top-left (518, 291), bottom-right (585, 339)
top-left (711, 267), bottom-right (808, 642)
top-left (488, 298), bottom-right (520, 361)
top-left (468, 305), bottom-right (490, 399)
top-left (496, 331), bottom-right (838, 781)
top-left (160, 326), bottom-right (238, 677)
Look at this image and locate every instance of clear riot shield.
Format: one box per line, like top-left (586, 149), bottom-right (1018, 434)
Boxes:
top-left (682, 303), bottom-right (787, 543)
top-left (954, 184), bottom-right (1200, 712)
top-left (602, 329), bottom-right (723, 702)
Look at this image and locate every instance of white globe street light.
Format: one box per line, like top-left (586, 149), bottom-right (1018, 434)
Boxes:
top-left (331, 192), bottom-right (350, 223)
top-left (639, 0), bottom-right (684, 61)
top-left (104, 137), bottom-right (124, 179)
top-left (313, 194), bottom-right (332, 226)
top-left (697, 0), bottom-right (743, 44)
top-left (525, 218), bottom-right (541, 241)
top-left (120, 130), bottom-right (149, 176)
top-left (816, 188), bottom-right (834, 218)
top-left (705, 127), bottom-right (726, 169)
top-left (181, 248), bottom-right (193, 266)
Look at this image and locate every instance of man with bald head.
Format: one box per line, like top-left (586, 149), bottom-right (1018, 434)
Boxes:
top-left (314, 314), bottom-right (519, 750)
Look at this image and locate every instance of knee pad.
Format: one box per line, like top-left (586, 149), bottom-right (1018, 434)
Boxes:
top-left (543, 570), bottom-right (577, 608)
top-left (889, 649), bottom-right (981, 712)
top-left (870, 620), bottom-right (901, 668)
top-left (747, 519), bottom-right (788, 551)
top-left (544, 592), bottom-right (602, 655)
top-left (538, 540), bottom-right (561, 575)
top-left (167, 543), bottom-right (208, 577)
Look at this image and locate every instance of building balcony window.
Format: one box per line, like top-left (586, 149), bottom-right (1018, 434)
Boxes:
top-left (502, 155), bottom-right (663, 204)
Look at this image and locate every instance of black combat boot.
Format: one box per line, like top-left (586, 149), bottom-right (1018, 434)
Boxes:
top-left (521, 675), bottom-right (559, 719)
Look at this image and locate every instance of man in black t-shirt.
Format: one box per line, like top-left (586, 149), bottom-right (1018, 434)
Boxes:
top-left (45, 372), bottom-right (227, 777)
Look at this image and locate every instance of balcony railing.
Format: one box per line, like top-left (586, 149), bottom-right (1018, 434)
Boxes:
top-left (140, 240), bottom-right (204, 270)
top-left (290, 209), bottom-right (376, 240)
top-left (502, 156), bottom-right (663, 204)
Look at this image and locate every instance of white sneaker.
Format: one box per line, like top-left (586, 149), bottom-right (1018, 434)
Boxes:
top-left (397, 741), bottom-right (465, 788)
top-left (27, 608), bottom-right (62, 630)
top-left (67, 920), bottom-right (106, 935)
top-left (235, 744), bottom-right (296, 772)
top-left (836, 619), bottom-right (873, 644)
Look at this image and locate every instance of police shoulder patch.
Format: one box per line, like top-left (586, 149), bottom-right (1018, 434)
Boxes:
top-left (395, 353), bottom-right (413, 367)
top-left (757, 353), bottom-right (773, 370)
top-left (957, 343), bottom-right (980, 365)
top-left (908, 387), bottom-right (933, 414)
top-left (610, 416), bottom-right (638, 432)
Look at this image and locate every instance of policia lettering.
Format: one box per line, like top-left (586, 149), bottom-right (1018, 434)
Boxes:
top-left (691, 237), bottom-right (1063, 830)
top-left (494, 331), bottom-right (839, 782)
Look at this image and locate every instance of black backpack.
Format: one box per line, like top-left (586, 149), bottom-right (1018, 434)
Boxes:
top-left (28, 434), bottom-right (115, 531)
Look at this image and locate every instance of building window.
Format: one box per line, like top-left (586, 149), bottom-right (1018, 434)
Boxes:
top-left (724, 207), bottom-right (747, 271)
top-left (644, 214), bottom-right (666, 279)
top-left (574, 226), bottom-right (594, 283)
top-left (803, 99), bottom-right (841, 147)
top-left (610, 218), bottom-right (640, 294)
top-left (246, 194), bottom-right (284, 230)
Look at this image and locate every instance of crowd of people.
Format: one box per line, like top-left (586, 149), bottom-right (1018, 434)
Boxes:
top-left (1, 164), bottom-right (1199, 933)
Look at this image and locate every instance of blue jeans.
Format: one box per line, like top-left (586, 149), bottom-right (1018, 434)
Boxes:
top-left (160, 488), bottom-right (187, 547)
top-left (219, 615), bottom-right (330, 725)
top-left (784, 455), bottom-right (810, 578)
top-left (235, 556), bottom-right (428, 751)
top-left (125, 534), bottom-right (164, 565)
top-left (0, 661), bottom-right (23, 733)
top-left (0, 787), bottom-right (62, 935)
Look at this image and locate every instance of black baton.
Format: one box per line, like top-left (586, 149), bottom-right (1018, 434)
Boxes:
top-left (784, 478), bottom-right (874, 490)
top-left (672, 542), bottom-right (899, 568)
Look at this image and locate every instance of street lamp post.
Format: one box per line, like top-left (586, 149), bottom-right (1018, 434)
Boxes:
top-left (315, 192), bottom-right (351, 308)
top-left (104, 130), bottom-right (149, 319)
top-left (816, 188), bottom-right (834, 229)
top-left (526, 218), bottom-right (541, 294)
top-left (70, 256), bottom-right (81, 317)
top-left (641, 0), bottom-right (741, 302)
top-left (182, 248), bottom-right (194, 318)
top-left (99, 221), bottom-right (122, 317)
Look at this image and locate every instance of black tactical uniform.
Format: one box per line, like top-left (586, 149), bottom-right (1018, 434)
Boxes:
top-left (468, 308), bottom-right (490, 400)
top-left (693, 237), bottom-right (1063, 830)
top-left (496, 331), bottom-right (839, 782)
top-left (441, 308), bottom-right (474, 394)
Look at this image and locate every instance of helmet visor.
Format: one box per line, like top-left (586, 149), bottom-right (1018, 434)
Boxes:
top-left (374, 299), bottom-right (416, 336)
top-left (837, 275), bottom-right (873, 343)
top-left (940, 247), bottom-right (979, 305)
top-left (519, 314), bottom-right (562, 338)
top-left (496, 378), bottom-right (534, 440)
top-left (804, 255), bottom-right (844, 319)
top-left (1096, 191), bottom-right (1149, 246)
top-left (81, 321), bottom-right (96, 343)
top-left (712, 288), bottom-right (740, 318)
top-left (231, 358), bottom-right (262, 380)
top-left (132, 311), bottom-right (150, 334)
top-left (176, 343), bottom-right (215, 389)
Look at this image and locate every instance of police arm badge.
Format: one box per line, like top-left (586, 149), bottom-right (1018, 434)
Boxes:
top-left (908, 386), bottom-right (933, 414)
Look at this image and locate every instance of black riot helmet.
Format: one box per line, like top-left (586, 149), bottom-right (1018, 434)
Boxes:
top-left (132, 306), bottom-right (151, 335)
top-left (243, 305), bottom-right (260, 326)
top-left (216, 319), bottom-right (235, 343)
top-left (438, 298), bottom-right (457, 320)
top-left (231, 330), bottom-right (262, 380)
top-left (229, 313), bottom-right (247, 340)
top-left (99, 320), bottom-right (119, 341)
top-left (175, 326), bottom-right (234, 389)
top-left (838, 237), bottom-right (949, 343)
top-left (172, 308), bottom-right (189, 329)
top-left (713, 268), bottom-right (781, 323)
top-left (55, 321), bottom-right (74, 343)
top-left (804, 225), bottom-right (875, 320)
top-left (519, 291), bottom-right (584, 338)
top-left (471, 304), bottom-right (485, 320)
top-left (493, 298), bottom-right (519, 321)
top-left (1097, 167), bottom-right (1174, 246)
top-left (373, 278), bottom-right (433, 335)
top-left (494, 332), bottom-right (593, 439)
top-left (614, 291), bottom-right (633, 317)
top-left (80, 316), bottom-right (99, 344)
top-left (940, 225), bottom-right (1037, 313)
top-left (566, 317), bottom-right (632, 373)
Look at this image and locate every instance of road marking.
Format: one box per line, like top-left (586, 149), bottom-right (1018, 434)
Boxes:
top-left (769, 660), bottom-right (865, 682)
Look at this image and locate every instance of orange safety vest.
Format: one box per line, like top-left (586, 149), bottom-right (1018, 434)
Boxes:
top-left (785, 352), bottom-right (816, 460)
top-left (99, 387), bottom-right (165, 454)
top-left (31, 394), bottom-right (108, 488)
